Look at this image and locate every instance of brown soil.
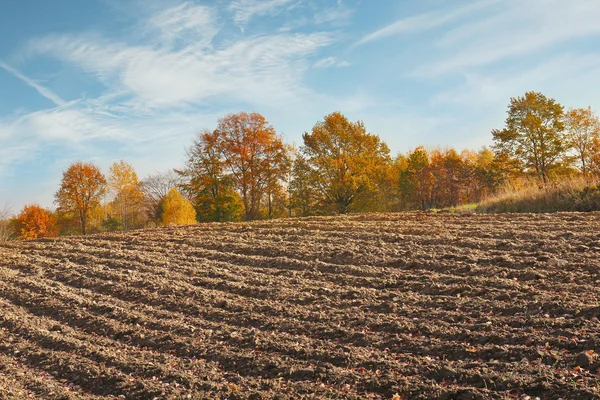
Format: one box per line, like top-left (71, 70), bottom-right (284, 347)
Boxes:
top-left (0, 212), bottom-right (599, 399)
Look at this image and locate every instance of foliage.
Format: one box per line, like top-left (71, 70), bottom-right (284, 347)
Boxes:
top-left (14, 204), bottom-right (58, 240)
top-left (101, 216), bottom-right (122, 232)
top-left (398, 146), bottom-right (503, 210)
top-left (178, 130), bottom-right (243, 222)
top-left (492, 91), bottom-right (566, 184)
top-left (564, 107), bottom-right (600, 175)
top-left (183, 112), bottom-right (291, 221)
top-left (55, 162), bottom-right (107, 235)
top-left (288, 154), bottom-right (319, 216)
top-left (140, 170), bottom-right (184, 224)
top-left (158, 188), bottom-right (196, 226)
top-left (108, 161), bottom-right (144, 230)
top-left (299, 112), bottom-right (392, 214)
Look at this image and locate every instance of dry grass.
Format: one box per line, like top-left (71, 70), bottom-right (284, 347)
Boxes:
top-left (477, 176), bottom-right (600, 213)
top-left (0, 204), bottom-right (14, 242)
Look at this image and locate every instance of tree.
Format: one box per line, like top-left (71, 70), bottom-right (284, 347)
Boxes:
top-left (158, 188), bottom-right (196, 226)
top-left (55, 162), bottom-right (107, 235)
top-left (398, 147), bottom-right (435, 210)
top-left (301, 112), bottom-right (392, 214)
top-left (564, 107), bottom-right (600, 175)
top-left (492, 91), bottom-right (566, 184)
top-left (178, 130), bottom-right (242, 222)
top-left (15, 204), bottom-right (58, 240)
top-left (211, 112), bottom-right (291, 221)
top-left (140, 171), bottom-right (184, 224)
top-left (289, 154), bottom-right (318, 216)
top-left (108, 161), bottom-right (144, 230)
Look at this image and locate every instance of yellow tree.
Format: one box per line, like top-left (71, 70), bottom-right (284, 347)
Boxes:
top-left (564, 107), bottom-right (600, 175)
top-left (398, 147), bottom-right (435, 210)
top-left (55, 162), bottom-right (106, 235)
top-left (15, 205), bottom-right (58, 240)
top-left (158, 188), bottom-right (196, 226)
top-left (108, 160), bottom-right (144, 230)
top-left (301, 112), bottom-right (392, 214)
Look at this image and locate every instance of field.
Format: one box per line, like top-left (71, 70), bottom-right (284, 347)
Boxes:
top-left (0, 213), bottom-right (599, 399)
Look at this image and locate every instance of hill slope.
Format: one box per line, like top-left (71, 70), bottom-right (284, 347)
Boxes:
top-left (1, 213), bottom-right (600, 399)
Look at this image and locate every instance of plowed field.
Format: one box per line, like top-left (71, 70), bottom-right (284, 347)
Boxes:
top-left (1, 212), bottom-right (600, 399)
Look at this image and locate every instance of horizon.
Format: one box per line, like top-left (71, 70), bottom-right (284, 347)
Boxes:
top-left (2, 0), bottom-right (600, 213)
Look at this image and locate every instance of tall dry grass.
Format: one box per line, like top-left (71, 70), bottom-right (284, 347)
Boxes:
top-left (476, 176), bottom-right (600, 213)
top-left (0, 204), bottom-right (14, 241)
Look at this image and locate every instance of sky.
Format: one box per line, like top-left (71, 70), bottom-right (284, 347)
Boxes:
top-left (1, 0), bottom-right (600, 213)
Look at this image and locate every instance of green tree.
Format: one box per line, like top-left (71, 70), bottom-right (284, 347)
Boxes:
top-left (492, 91), bottom-right (566, 184)
top-left (301, 112), bottom-right (392, 214)
top-left (178, 130), bottom-right (242, 222)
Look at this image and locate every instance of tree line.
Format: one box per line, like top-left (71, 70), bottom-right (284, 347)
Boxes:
top-left (2, 91), bottom-right (600, 240)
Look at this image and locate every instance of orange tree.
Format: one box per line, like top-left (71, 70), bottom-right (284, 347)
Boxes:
top-left (14, 204), bottom-right (58, 240)
top-left (209, 112), bottom-right (291, 221)
top-left (55, 161), bottom-right (107, 235)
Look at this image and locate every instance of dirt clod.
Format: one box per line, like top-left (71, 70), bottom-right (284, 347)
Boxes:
top-left (0, 212), bottom-right (599, 399)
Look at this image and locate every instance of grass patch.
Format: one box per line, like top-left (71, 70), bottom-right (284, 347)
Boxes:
top-left (477, 177), bottom-right (600, 213)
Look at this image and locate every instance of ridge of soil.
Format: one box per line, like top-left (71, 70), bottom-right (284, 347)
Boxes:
top-left (1, 212), bottom-right (599, 399)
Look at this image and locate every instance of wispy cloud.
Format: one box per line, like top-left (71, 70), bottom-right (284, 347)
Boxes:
top-left (228, 0), bottom-right (296, 29)
top-left (355, 0), bottom-right (499, 46)
top-left (314, 56), bottom-right (349, 68)
top-left (25, 30), bottom-right (334, 108)
top-left (145, 1), bottom-right (217, 48)
top-left (0, 60), bottom-right (66, 106)
top-left (314, 0), bottom-right (354, 26)
top-left (418, 0), bottom-right (600, 76)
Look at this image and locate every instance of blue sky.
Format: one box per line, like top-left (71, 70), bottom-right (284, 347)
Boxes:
top-left (1, 0), bottom-right (600, 212)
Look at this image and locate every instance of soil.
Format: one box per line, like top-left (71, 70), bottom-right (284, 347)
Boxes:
top-left (0, 212), bottom-right (599, 399)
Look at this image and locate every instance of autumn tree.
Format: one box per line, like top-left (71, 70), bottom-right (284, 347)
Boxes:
top-left (398, 147), bottom-right (435, 210)
top-left (288, 155), bottom-right (318, 216)
top-left (564, 107), bottom-right (600, 175)
top-left (158, 188), bottom-right (196, 226)
top-left (492, 91), bottom-right (566, 184)
top-left (300, 112), bottom-right (392, 214)
top-left (178, 130), bottom-right (242, 222)
top-left (208, 112), bottom-right (291, 221)
top-left (140, 171), bottom-right (184, 224)
top-left (55, 161), bottom-right (107, 235)
top-left (14, 204), bottom-right (58, 240)
top-left (108, 161), bottom-right (144, 230)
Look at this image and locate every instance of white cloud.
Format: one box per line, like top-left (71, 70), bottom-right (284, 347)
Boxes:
top-left (314, 56), bottom-right (349, 68)
top-left (314, 0), bottom-right (354, 26)
top-left (228, 0), bottom-right (296, 28)
top-left (146, 2), bottom-right (217, 48)
top-left (25, 30), bottom-right (334, 108)
top-left (0, 60), bottom-right (65, 106)
top-left (355, 0), bottom-right (499, 46)
top-left (417, 0), bottom-right (600, 76)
